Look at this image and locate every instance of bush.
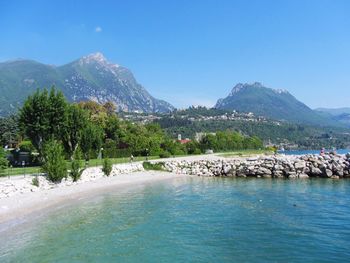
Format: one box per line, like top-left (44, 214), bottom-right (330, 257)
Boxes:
top-left (0, 149), bottom-right (9, 175)
top-left (102, 158), bottom-right (112, 176)
top-left (41, 140), bottom-right (67, 182)
top-left (143, 161), bottom-right (164, 171)
top-left (70, 150), bottom-right (84, 182)
top-left (159, 150), bottom-right (171, 158)
top-left (19, 140), bottom-right (35, 153)
top-left (32, 176), bottom-right (39, 187)
top-left (193, 148), bottom-right (202, 155)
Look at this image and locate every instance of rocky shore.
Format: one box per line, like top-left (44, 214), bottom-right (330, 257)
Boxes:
top-left (162, 153), bottom-right (350, 179)
top-left (0, 163), bottom-right (144, 199)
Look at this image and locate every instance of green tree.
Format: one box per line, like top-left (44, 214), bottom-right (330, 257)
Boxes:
top-left (0, 114), bottom-right (19, 147)
top-left (0, 148), bottom-right (9, 175)
top-left (19, 87), bottom-right (68, 156)
top-left (62, 104), bottom-right (88, 159)
top-left (41, 140), bottom-right (67, 182)
top-left (70, 149), bottom-right (84, 182)
top-left (102, 158), bottom-right (112, 176)
top-left (81, 122), bottom-right (104, 160)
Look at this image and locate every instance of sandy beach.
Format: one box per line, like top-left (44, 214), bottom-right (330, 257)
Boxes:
top-left (0, 171), bottom-right (186, 225)
top-left (0, 154), bottom-right (222, 227)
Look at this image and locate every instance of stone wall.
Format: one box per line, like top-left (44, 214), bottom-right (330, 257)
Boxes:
top-left (163, 153), bottom-right (350, 179)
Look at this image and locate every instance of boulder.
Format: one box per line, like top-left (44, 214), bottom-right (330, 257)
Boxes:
top-left (324, 169), bottom-right (333, 178)
top-left (294, 161), bottom-right (306, 170)
top-left (298, 173), bottom-right (309, 179)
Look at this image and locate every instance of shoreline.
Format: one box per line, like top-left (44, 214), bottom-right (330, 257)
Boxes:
top-left (1, 152), bottom-right (349, 227)
top-left (0, 171), bottom-right (186, 226)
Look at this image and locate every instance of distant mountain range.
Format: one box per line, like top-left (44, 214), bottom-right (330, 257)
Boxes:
top-left (0, 54), bottom-right (348, 128)
top-left (315, 108), bottom-right (350, 127)
top-left (0, 52), bottom-right (174, 115)
top-left (215, 82), bottom-right (342, 127)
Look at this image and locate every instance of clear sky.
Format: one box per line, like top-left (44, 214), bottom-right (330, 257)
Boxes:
top-left (1, 0), bottom-right (349, 109)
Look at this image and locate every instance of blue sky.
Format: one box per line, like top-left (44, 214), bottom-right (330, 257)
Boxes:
top-left (1, 0), bottom-right (349, 109)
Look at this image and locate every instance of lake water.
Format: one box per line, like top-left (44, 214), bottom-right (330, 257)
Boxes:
top-left (279, 149), bottom-right (349, 155)
top-left (1, 177), bottom-right (350, 262)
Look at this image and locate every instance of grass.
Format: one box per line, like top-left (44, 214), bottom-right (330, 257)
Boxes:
top-left (0, 155), bottom-right (160, 177)
top-left (217, 149), bottom-right (274, 158)
top-left (142, 161), bottom-right (165, 171)
top-left (1, 166), bottom-right (42, 177)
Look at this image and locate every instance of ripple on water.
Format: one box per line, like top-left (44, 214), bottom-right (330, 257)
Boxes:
top-left (1, 177), bottom-right (350, 263)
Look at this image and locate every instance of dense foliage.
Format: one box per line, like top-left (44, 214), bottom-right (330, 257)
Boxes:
top-left (200, 131), bottom-right (263, 152)
top-left (0, 148), bottom-right (9, 175)
top-left (1, 88), bottom-right (269, 181)
top-left (70, 149), bottom-right (84, 182)
top-left (0, 114), bottom-right (19, 147)
top-left (19, 88), bottom-right (67, 156)
top-left (41, 140), bottom-right (67, 182)
top-left (102, 158), bottom-right (112, 176)
top-left (155, 107), bottom-right (350, 150)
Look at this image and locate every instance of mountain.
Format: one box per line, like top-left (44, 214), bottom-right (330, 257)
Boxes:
top-left (0, 52), bottom-right (175, 115)
top-left (315, 107), bottom-right (350, 116)
top-left (214, 82), bottom-right (340, 126)
top-left (315, 108), bottom-right (350, 127)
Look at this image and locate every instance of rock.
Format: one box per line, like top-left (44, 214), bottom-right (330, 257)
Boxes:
top-left (324, 169), bottom-right (333, 178)
top-left (311, 166), bottom-right (323, 176)
top-left (298, 173), bottom-right (309, 179)
top-left (294, 161), bottom-right (306, 170)
top-left (256, 167), bottom-right (272, 175)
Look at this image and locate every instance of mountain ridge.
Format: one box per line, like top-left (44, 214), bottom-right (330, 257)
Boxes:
top-left (215, 82), bottom-right (342, 127)
top-left (0, 52), bottom-right (175, 115)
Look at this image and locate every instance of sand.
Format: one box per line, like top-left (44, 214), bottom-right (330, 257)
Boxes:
top-left (0, 171), bottom-right (186, 225)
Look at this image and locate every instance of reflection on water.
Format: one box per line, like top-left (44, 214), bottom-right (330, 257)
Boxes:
top-left (1, 177), bottom-right (350, 262)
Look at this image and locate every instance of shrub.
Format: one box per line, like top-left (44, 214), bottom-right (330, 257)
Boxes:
top-left (159, 150), bottom-right (171, 158)
top-left (19, 140), bottom-right (35, 153)
top-left (102, 158), bottom-right (112, 176)
top-left (143, 161), bottom-right (164, 171)
top-left (32, 176), bottom-right (39, 187)
top-left (0, 148), bottom-right (9, 175)
top-left (41, 140), bottom-right (67, 182)
top-left (193, 148), bottom-right (202, 155)
top-left (70, 150), bottom-right (84, 182)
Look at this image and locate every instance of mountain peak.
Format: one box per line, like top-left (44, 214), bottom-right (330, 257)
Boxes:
top-left (229, 82), bottom-right (289, 96)
top-left (78, 52), bottom-right (119, 67)
top-left (215, 82), bottom-right (335, 125)
top-left (229, 82), bottom-right (264, 95)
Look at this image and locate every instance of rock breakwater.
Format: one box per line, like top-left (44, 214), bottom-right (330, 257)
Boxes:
top-left (163, 153), bottom-right (350, 179)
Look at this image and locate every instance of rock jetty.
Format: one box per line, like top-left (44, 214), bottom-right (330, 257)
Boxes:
top-left (162, 153), bottom-right (350, 179)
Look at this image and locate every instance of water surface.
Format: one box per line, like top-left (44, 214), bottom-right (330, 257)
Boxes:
top-left (1, 177), bottom-right (350, 262)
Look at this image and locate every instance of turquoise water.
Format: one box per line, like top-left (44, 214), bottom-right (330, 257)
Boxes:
top-left (1, 177), bottom-right (350, 262)
top-left (280, 149), bottom-right (349, 155)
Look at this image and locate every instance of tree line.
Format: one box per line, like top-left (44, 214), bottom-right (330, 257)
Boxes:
top-left (0, 88), bottom-right (264, 181)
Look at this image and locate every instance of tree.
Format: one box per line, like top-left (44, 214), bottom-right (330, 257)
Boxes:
top-left (102, 158), bottom-right (112, 176)
top-left (70, 149), bottom-right (84, 182)
top-left (0, 148), bottom-right (9, 175)
top-left (104, 114), bottom-right (121, 141)
top-left (103, 101), bottom-right (117, 116)
top-left (77, 101), bottom-right (108, 128)
top-left (0, 114), bottom-right (19, 147)
top-left (81, 122), bottom-right (104, 160)
top-left (48, 88), bottom-right (68, 138)
top-left (41, 140), bottom-right (67, 182)
top-left (62, 104), bottom-right (88, 159)
top-left (19, 87), bottom-right (68, 156)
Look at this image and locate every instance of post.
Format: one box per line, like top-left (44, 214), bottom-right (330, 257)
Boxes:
top-left (22, 161), bottom-right (25, 178)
